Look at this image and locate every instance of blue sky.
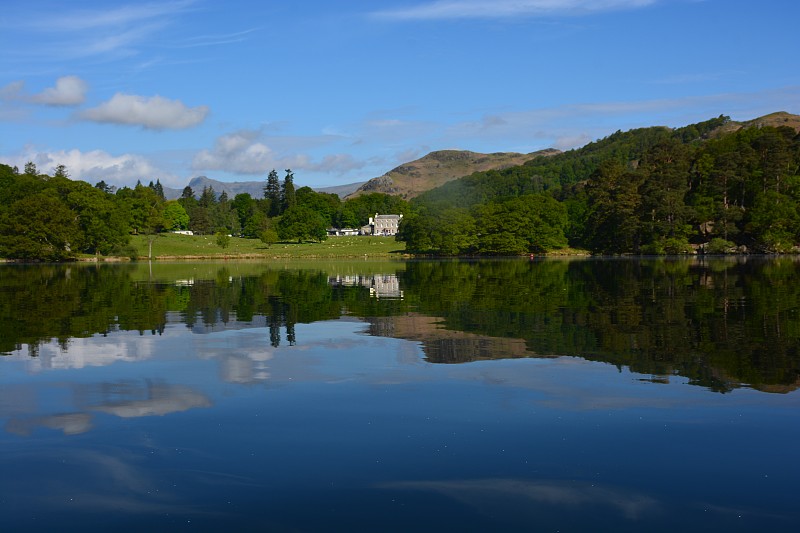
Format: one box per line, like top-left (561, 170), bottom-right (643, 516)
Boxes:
top-left (1, 0), bottom-right (798, 190)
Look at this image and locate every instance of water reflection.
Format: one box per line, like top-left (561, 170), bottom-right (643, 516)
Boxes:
top-left (381, 478), bottom-right (660, 521)
top-left (329, 274), bottom-right (404, 299)
top-left (7, 412), bottom-right (93, 436)
top-left (1, 269), bottom-right (799, 533)
top-left (77, 381), bottom-right (212, 418)
top-left (2, 258), bottom-right (800, 392)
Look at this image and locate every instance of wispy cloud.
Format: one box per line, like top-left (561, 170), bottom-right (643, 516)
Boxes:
top-left (79, 93), bottom-right (209, 130)
top-left (372, 0), bottom-right (658, 21)
top-left (21, 1), bottom-right (197, 32)
top-left (177, 28), bottom-right (261, 48)
top-left (0, 80), bottom-right (24, 99)
top-left (650, 70), bottom-right (743, 85)
top-left (0, 1), bottom-right (201, 64)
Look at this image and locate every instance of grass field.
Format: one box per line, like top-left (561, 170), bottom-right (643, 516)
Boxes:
top-left (124, 234), bottom-right (406, 260)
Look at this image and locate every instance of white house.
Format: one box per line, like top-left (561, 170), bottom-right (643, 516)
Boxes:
top-left (367, 213), bottom-right (403, 236)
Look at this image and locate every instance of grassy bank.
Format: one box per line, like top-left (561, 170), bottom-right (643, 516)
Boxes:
top-left (122, 234), bottom-right (406, 260)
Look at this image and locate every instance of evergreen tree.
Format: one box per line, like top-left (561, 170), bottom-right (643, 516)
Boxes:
top-left (53, 164), bottom-right (69, 178)
top-left (281, 169), bottom-right (296, 212)
top-left (199, 185), bottom-right (217, 208)
top-left (264, 169), bottom-right (281, 216)
top-left (153, 179), bottom-right (165, 200)
top-left (585, 160), bottom-right (643, 253)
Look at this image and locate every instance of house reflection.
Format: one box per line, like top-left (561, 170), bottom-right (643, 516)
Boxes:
top-left (328, 274), bottom-right (404, 299)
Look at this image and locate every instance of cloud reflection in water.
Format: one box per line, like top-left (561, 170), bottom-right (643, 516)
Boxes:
top-left (381, 478), bottom-right (660, 521)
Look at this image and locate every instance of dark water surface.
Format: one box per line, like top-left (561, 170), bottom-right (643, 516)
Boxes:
top-left (1, 258), bottom-right (799, 532)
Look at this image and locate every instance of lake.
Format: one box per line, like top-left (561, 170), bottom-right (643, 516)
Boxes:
top-left (1, 258), bottom-right (799, 532)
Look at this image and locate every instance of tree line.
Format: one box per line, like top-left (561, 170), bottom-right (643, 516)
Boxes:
top-left (398, 115), bottom-right (800, 255)
top-left (0, 163), bottom-right (409, 261)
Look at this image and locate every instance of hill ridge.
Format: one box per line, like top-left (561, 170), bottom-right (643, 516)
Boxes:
top-left (346, 148), bottom-right (560, 200)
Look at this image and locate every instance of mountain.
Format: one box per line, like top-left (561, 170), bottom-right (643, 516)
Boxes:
top-left (346, 149), bottom-right (560, 200)
top-left (163, 177), bottom-right (366, 200)
top-left (713, 111), bottom-right (800, 135)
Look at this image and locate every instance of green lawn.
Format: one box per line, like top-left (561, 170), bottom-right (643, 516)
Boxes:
top-left (126, 234), bottom-right (406, 259)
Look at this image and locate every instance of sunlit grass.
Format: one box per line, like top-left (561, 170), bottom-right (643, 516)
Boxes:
top-left (127, 234), bottom-right (405, 259)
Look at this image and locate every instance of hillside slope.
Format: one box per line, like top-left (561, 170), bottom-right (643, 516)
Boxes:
top-left (346, 149), bottom-right (559, 200)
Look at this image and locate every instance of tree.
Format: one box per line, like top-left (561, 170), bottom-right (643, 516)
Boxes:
top-left (638, 140), bottom-right (693, 244)
top-left (215, 231), bottom-right (231, 249)
top-left (0, 193), bottom-right (81, 261)
top-left (281, 169), bottom-right (296, 212)
top-left (396, 207), bottom-right (476, 255)
top-left (149, 179), bottom-right (165, 200)
top-left (396, 212), bottom-right (433, 252)
top-left (199, 185), bottom-right (216, 208)
top-left (746, 191), bottom-right (800, 252)
top-left (53, 164), bottom-right (69, 178)
top-left (278, 205), bottom-right (327, 243)
top-left (67, 182), bottom-right (129, 256)
top-left (260, 228), bottom-right (279, 248)
top-left (475, 195), bottom-right (568, 254)
top-left (24, 161), bottom-right (37, 176)
top-left (297, 186), bottom-right (340, 227)
top-left (117, 184), bottom-right (166, 259)
top-left (95, 180), bottom-right (112, 194)
top-left (264, 169), bottom-right (281, 216)
top-left (162, 201), bottom-right (190, 231)
top-left (188, 206), bottom-right (212, 235)
top-left (585, 160), bottom-right (643, 253)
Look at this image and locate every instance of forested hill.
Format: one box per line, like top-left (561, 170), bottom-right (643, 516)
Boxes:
top-left (346, 149), bottom-right (559, 200)
top-left (398, 112), bottom-right (800, 255)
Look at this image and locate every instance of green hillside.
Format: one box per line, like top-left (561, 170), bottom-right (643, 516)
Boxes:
top-left (399, 113), bottom-right (800, 255)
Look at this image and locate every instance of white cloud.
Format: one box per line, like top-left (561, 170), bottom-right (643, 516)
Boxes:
top-left (79, 93), bottom-right (208, 130)
top-left (192, 130), bottom-right (275, 174)
top-left (31, 75), bottom-right (88, 106)
top-left (192, 130), bottom-right (367, 175)
top-left (90, 383), bottom-right (211, 418)
top-left (373, 0), bottom-right (658, 20)
top-left (4, 147), bottom-right (179, 188)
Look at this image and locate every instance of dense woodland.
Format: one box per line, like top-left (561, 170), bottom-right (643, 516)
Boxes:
top-left (0, 164), bottom-right (408, 261)
top-left (398, 115), bottom-right (800, 255)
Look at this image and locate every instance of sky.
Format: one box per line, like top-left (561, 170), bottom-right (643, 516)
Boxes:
top-left (1, 0), bottom-right (799, 190)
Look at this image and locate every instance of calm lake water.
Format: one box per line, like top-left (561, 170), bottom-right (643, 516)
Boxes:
top-left (1, 258), bottom-right (799, 532)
